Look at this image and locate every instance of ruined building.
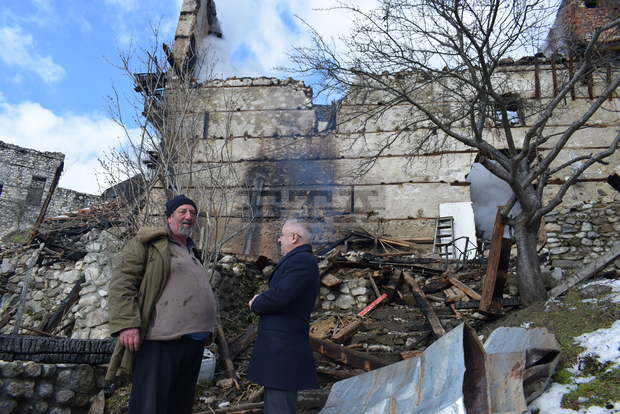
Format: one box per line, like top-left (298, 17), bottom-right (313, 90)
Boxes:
top-left (546, 0), bottom-right (620, 54)
top-left (146, 0), bottom-right (619, 259)
top-left (0, 140), bottom-right (100, 238)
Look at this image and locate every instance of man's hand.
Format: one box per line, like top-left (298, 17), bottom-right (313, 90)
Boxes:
top-left (248, 294), bottom-right (259, 309)
top-left (119, 328), bottom-right (140, 352)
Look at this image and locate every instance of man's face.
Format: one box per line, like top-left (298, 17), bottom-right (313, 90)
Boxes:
top-left (278, 224), bottom-right (295, 256)
top-left (167, 204), bottom-right (197, 239)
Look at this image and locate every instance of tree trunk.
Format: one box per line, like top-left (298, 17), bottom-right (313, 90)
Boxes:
top-left (514, 219), bottom-right (547, 305)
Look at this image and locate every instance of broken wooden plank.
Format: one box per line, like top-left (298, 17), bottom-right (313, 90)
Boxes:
top-left (28, 162), bottom-right (63, 245)
top-left (403, 272), bottom-right (445, 338)
top-left (206, 402), bottom-right (264, 414)
top-left (549, 242), bottom-right (620, 298)
top-left (228, 323), bottom-right (258, 361)
top-left (316, 367), bottom-right (364, 380)
top-left (425, 294), bottom-right (446, 303)
top-left (332, 319), bottom-right (365, 344)
top-left (444, 286), bottom-right (467, 303)
top-left (332, 292), bottom-right (389, 343)
top-left (422, 278), bottom-right (452, 294)
top-left (448, 276), bottom-right (482, 301)
top-left (400, 350), bottom-right (423, 359)
top-left (367, 272), bottom-right (381, 298)
top-left (215, 326), bottom-right (239, 389)
top-left (39, 275), bottom-right (84, 334)
top-left (480, 208), bottom-right (512, 312)
top-left (309, 337), bottom-right (388, 371)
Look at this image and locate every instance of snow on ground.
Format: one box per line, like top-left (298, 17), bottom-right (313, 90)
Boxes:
top-left (529, 279), bottom-right (620, 413)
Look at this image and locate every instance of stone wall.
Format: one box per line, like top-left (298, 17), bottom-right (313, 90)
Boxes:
top-left (157, 60), bottom-right (619, 259)
top-left (0, 360), bottom-right (106, 414)
top-left (542, 198), bottom-right (620, 279)
top-left (47, 189), bottom-right (101, 220)
top-left (0, 140), bottom-right (101, 239)
top-left (0, 228), bottom-right (123, 340)
top-left (0, 140), bottom-right (64, 238)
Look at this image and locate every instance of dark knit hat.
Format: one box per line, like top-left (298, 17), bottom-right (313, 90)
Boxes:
top-left (165, 194), bottom-right (197, 217)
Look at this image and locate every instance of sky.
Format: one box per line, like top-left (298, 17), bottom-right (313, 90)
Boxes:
top-left (0, 0), bottom-right (376, 195)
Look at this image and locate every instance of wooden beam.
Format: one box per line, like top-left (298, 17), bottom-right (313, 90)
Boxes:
top-left (228, 323), bottom-right (258, 361)
top-left (310, 337), bottom-right (388, 371)
top-left (28, 161), bottom-right (63, 245)
top-left (332, 319), bottom-right (365, 344)
top-left (448, 276), bottom-right (482, 301)
top-left (215, 326), bottom-right (239, 389)
top-left (480, 208), bottom-right (511, 312)
top-left (549, 242), bottom-right (620, 298)
top-left (403, 272), bottom-right (445, 337)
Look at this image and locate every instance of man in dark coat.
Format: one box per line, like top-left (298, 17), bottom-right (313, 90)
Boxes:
top-left (247, 219), bottom-right (320, 413)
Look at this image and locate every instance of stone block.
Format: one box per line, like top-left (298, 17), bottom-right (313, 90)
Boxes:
top-left (6, 380), bottom-right (35, 398)
top-left (321, 273), bottom-right (341, 287)
top-left (1, 361), bottom-right (23, 377)
top-left (0, 400), bottom-right (18, 413)
top-left (57, 365), bottom-right (96, 393)
top-left (37, 382), bottom-right (54, 398)
top-left (41, 364), bottom-right (56, 378)
top-left (351, 287), bottom-right (368, 296)
top-left (23, 361), bottom-right (41, 377)
top-left (552, 259), bottom-right (580, 268)
top-left (85, 309), bottom-right (108, 328)
top-left (59, 270), bottom-right (81, 284)
top-left (335, 295), bottom-right (355, 310)
top-left (55, 389), bottom-right (75, 404)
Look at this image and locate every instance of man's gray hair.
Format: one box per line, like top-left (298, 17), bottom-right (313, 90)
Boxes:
top-left (284, 219), bottom-right (313, 242)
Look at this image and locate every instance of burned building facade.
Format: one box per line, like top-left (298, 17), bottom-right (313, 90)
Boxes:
top-left (0, 140), bottom-right (100, 238)
top-left (150, 0), bottom-right (620, 259)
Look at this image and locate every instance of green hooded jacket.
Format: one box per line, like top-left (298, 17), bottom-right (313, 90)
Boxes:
top-left (105, 227), bottom-right (170, 381)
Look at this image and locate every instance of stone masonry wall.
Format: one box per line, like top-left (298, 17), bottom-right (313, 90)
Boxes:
top-left (162, 61), bottom-right (619, 259)
top-left (0, 360), bottom-right (106, 414)
top-left (0, 140), bottom-right (101, 239)
top-left (0, 228), bottom-right (122, 340)
top-left (542, 198), bottom-right (620, 279)
top-left (0, 140), bottom-right (64, 238)
top-left (47, 189), bottom-right (101, 220)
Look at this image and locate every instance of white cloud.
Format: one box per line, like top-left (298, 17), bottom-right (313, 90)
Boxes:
top-left (197, 0), bottom-right (378, 86)
top-left (0, 99), bottom-right (131, 194)
top-left (0, 25), bottom-right (65, 83)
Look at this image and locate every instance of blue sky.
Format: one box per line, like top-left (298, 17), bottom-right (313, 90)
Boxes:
top-left (0, 0), bottom-right (373, 194)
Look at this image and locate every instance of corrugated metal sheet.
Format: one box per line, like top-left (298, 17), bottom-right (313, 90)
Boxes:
top-left (484, 326), bottom-right (560, 408)
top-left (320, 324), bottom-right (472, 414)
top-left (320, 324), bottom-right (560, 414)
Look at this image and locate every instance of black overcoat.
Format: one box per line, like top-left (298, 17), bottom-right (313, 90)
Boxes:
top-left (247, 244), bottom-right (320, 391)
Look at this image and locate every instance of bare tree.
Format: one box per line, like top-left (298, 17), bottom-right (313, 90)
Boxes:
top-left (101, 27), bottom-right (253, 267)
top-left (288, 0), bottom-right (620, 304)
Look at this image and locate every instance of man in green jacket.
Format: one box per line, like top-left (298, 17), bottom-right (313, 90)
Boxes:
top-left (107, 195), bottom-right (217, 414)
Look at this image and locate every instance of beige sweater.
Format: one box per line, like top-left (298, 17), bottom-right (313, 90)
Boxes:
top-left (145, 241), bottom-right (217, 340)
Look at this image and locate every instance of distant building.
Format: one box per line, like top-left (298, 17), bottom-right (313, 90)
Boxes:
top-left (142, 0), bottom-right (619, 259)
top-left (546, 0), bottom-right (620, 55)
top-left (0, 140), bottom-right (100, 238)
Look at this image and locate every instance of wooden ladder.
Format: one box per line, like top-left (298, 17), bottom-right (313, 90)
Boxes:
top-left (433, 216), bottom-right (455, 259)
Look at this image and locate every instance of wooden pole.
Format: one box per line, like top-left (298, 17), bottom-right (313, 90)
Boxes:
top-left (403, 271), bottom-right (445, 337)
top-left (28, 161), bottom-right (63, 245)
top-left (480, 208), bottom-right (511, 312)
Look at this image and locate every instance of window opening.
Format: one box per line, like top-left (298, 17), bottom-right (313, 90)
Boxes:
top-left (493, 93), bottom-right (524, 126)
top-left (26, 176), bottom-right (46, 206)
top-left (584, 0), bottom-right (597, 8)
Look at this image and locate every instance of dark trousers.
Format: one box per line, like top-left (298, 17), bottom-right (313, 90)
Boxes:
top-left (264, 388), bottom-right (297, 414)
top-left (129, 338), bottom-right (203, 414)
